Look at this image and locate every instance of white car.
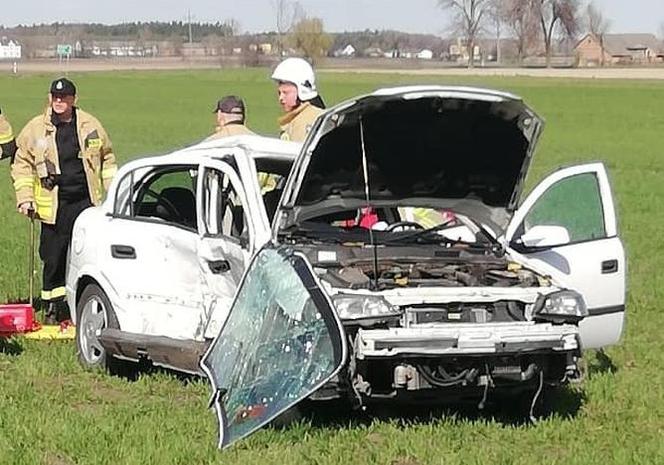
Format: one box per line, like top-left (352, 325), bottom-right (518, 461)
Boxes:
top-left (67, 86), bottom-right (625, 448)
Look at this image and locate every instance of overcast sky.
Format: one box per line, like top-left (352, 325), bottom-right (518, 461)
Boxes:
top-left (2, 0), bottom-right (663, 36)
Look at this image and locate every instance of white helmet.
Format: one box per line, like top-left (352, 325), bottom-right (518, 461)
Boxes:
top-left (271, 57), bottom-right (318, 101)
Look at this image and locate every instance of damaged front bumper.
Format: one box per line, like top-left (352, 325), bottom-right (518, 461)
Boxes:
top-left (356, 322), bottom-right (579, 358)
top-left (333, 322), bottom-right (582, 403)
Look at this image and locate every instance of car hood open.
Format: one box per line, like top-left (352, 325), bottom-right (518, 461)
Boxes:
top-left (280, 86), bottom-right (544, 231)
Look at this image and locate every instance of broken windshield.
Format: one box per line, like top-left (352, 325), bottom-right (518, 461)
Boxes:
top-left (203, 248), bottom-right (345, 448)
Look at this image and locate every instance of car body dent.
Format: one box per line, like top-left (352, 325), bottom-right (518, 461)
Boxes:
top-left (68, 136), bottom-right (300, 342)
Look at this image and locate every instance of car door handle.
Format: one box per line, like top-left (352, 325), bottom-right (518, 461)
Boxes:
top-left (601, 259), bottom-right (618, 274)
top-left (208, 259), bottom-right (230, 274)
top-left (111, 245), bottom-right (136, 260)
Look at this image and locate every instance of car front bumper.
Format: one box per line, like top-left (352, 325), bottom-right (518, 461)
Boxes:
top-left (356, 322), bottom-right (580, 359)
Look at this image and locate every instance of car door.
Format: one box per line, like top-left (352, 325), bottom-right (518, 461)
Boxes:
top-left (505, 162), bottom-right (625, 349)
top-left (201, 247), bottom-right (346, 449)
top-left (103, 163), bottom-right (208, 339)
top-left (196, 160), bottom-right (260, 339)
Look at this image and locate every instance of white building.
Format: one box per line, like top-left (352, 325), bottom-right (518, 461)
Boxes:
top-left (417, 49), bottom-right (434, 60)
top-left (0, 39), bottom-right (21, 59)
top-left (334, 44), bottom-right (356, 57)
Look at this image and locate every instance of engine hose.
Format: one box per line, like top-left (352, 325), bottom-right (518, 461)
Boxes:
top-left (437, 365), bottom-right (471, 382)
top-left (418, 365), bottom-right (479, 388)
top-left (520, 363), bottom-right (539, 381)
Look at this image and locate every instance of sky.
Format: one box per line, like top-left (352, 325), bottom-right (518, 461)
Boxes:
top-left (2, 0), bottom-right (663, 36)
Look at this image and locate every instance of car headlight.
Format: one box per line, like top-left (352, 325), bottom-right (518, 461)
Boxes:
top-left (534, 290), bottom-right (588, 323)
top-left (332, 294), bottom-right (402, 321)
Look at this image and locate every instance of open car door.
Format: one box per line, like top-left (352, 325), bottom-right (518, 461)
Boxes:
top-left (505, 163), bottom-right (626, 349)
top-left (201, 247), bottom-right (347, 449)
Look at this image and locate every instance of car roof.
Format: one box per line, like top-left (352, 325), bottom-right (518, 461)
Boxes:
top-left (121, 135), bottom-right (301, 170)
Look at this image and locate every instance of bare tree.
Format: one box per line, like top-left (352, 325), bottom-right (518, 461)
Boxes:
top-left (502, 0), bottom-right (540, 64)
top-left (658, 22), bottom-right (664, 40)
top-left (273, 0), bottom-right (304, 55)
top-left (534, 0), bottom-right (580, 67)
top-left (486, 0), bottom-right (504, 64)
top-left (584, 2), bottom-right (610, 66)
top-left (288, 17), bottom-right (332, 64)
top-left (437, 0), bottom-right (492, 67)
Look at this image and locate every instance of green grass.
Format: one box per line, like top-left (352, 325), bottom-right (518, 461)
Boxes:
top-left (1, 69), bottom-right (664, 464)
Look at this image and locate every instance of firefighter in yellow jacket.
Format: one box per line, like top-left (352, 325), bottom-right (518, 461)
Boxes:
top-left (271, 58), bottom-right (326, 142)
top-left (11, 78), bottom-right (117, 323)
top-left (0, 108), bottom-right (17, 162)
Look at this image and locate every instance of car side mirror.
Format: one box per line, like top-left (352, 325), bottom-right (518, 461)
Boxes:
top-left (518, 225), bottom-right (571, 248)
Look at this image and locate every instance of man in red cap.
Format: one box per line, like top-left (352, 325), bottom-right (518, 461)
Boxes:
top-left (12, 77), bottom-right (117, 323)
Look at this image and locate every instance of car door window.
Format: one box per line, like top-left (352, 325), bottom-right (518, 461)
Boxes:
top-left (114, 165), bottom-right (198, 231)
top-left (521, 172), bottom-right (606, 243)
top-left (202, 248), bottom-right (345, 448)
top-left (202, 168), bottom-right (248, 243)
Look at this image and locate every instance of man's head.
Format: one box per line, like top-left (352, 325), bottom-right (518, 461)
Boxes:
top-left (48, 78), bottom-right (77, 117)
top-left (271, 58), bottom-right (317, 113)
top-left (213, 95), bottom-right (246, 127)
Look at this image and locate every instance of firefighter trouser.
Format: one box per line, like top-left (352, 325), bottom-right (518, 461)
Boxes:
top-left (39, 197), bottom-right (91, 302)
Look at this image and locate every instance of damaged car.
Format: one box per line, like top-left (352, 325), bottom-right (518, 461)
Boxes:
top-left (201, 86), bottom-right (625, 447)
top-left (67, 87), bottom-right (625, 449)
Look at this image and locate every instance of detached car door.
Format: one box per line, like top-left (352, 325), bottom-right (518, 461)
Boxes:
top-left (201, 247), bottom-right (346, 449)
top-left (505, 162), bottom-right (625, 349)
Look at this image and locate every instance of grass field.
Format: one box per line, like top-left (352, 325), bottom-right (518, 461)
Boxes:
top-left (1, 69), bottom-right (663, 465)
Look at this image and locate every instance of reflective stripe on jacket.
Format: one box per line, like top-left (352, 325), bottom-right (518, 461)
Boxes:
top-left (11, 107), bottom-right (117, 224)
top-left (0, 114), bottom-right (17, 161)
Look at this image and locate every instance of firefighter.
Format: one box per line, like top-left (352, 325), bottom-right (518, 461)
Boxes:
top-left (271, 57), bottom-right (326, 142)
top-left (206, 95), bottom-right (255, 141)
top-left (11, 78), bottom-right (117, 323)
top-left (0, 108), bottom-right (17, 162)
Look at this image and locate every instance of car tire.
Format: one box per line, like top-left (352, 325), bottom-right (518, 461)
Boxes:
top-left (75, 283), bottom-right (136, 377)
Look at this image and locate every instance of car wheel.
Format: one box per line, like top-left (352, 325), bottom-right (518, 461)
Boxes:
top-left (76, 283), bottom-right (136, 377)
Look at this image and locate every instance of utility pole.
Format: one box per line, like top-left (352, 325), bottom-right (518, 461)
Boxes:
top-left (187, 9), bottom-right (193, 44)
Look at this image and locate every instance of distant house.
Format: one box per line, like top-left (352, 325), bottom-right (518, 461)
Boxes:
top-left (363, 47), bottom-right (384, 58)
top-left (259, 43), bottom-right (273, 55)
top-left (0, 38), bottom-right (21, 59)
top-left (398, 48), bottom-right (419, 59)
top-left (334, 44), bottom-right (356, 57)
top-left (449, 39), bottom-right (481, 63)
top-left (182, 42), bottom-right (218, 57)
top-left (575, 33), bottom-right (664, 66)
top-left (86, 41), bottom-right (156, 58)
top-left (417, 49), bottom-right (434, 60)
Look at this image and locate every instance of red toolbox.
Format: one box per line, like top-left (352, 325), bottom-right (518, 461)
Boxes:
top-left (0, 303), bottom-right (36, 337)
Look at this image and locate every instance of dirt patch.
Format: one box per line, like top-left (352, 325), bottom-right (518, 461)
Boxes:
top-left (323, 67), bottom-right (664, 80)
top-left (43, 452), bottom-right (75, 465)
top-left (4, 58), bottom-right (664, 80)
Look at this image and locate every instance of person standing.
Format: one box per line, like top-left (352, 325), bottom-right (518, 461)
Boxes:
top-left (271, 58), bottom-right (326, 142)
top-left (11, 78), bottom-right (117, 323)
top-left (0, 107), bottom-right (17, 162)
top-left (206, 95), bottom-right (255, 141)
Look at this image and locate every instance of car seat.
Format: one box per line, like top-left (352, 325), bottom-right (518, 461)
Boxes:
top-left (158, 187), bottom-right (197, 229)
